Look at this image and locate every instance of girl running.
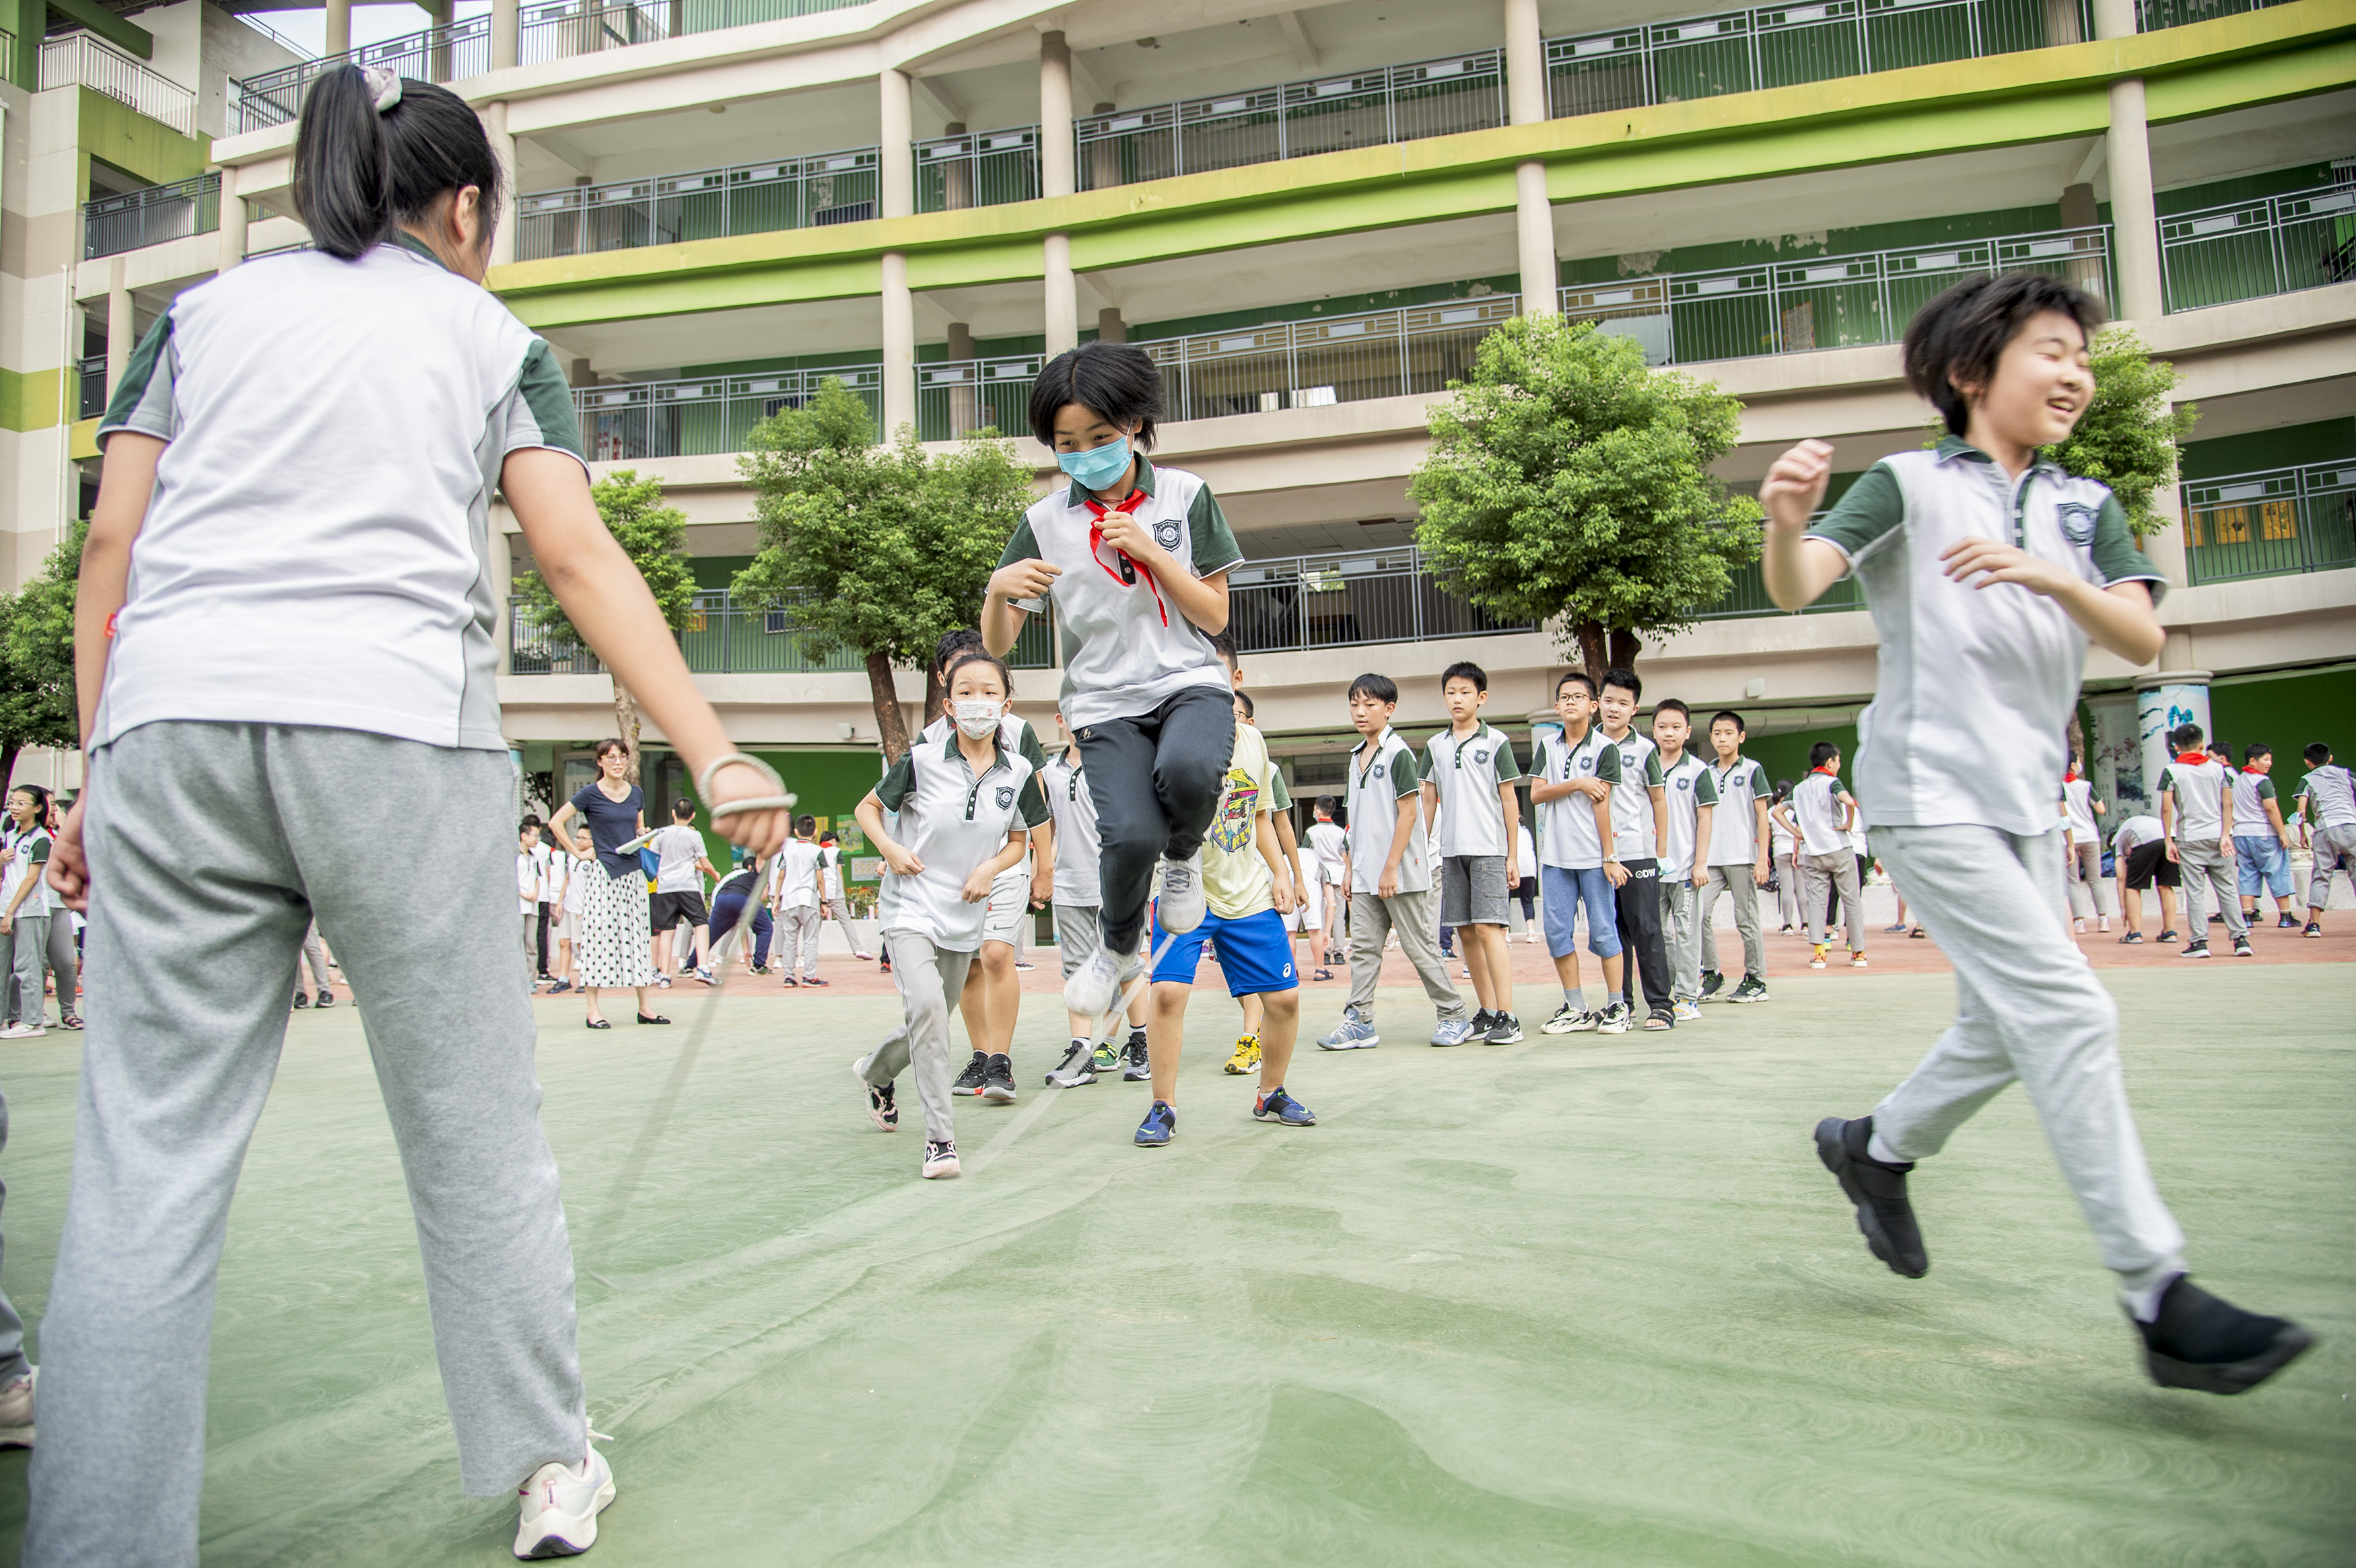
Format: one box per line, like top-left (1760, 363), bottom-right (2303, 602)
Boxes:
top-left (37, 64), bottom-right (789, 1563)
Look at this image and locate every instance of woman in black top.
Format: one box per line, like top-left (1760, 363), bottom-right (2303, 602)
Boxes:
top-left (548, 740), bottom-right (660, 1028)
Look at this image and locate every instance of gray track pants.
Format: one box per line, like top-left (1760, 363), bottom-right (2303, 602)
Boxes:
top-left (864, 930), bottom-right (975, 1143)
top-left (1869, 824), bottom-right (2185, 1284)
top-left (295, 919), bottom-right (331, 993)
top-left (1344, 888), bottom-right (1465, 1022)
top-left (2310, 822), bottom-right (2356, 909)
top-left (777, 902), bottom-right (822, 977)
top-left (2174, 838), bottom-right (2246, 938)
top-left (1659, 878), bottom-right (1702, 1004)
top-left (823, 898), bottom-right (868, 958)
top-left (26, 723), bottom-right (588, 1568)
top-left (5, 914), bottom-right (50, 1028)
top-left (2063, 839), bottom-right (2116, 919)
top-left (1799, 850), bottom-right (1863, 950)
top-left (0, 1080), bottom-right (26, 1385)
top-left (1698, 865), bottom-right (1765, 979)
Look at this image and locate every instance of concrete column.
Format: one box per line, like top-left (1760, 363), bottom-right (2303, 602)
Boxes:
top-left (946, 321), bottom-right (975, 435)
top-left (105, 260), bottom-right (132, 408)
top-left (492, 0), bottom-right (520, 70)
top-left (419, 0), bottom-right (454, 81)
top-left (1515, 162), bottom-right (1555, 313)
top-left (1503, 0), bottom-right (1546, 126)
top-left (880, 69), bottom-right (913, 220)
top-left (2135, 671), bottom-right (2211, 799)
top-left (2104, 77), bottom-right (2163, 323)
top-left (2141, 477), bottom-right (2189, 590)
top-left (326, 0), bottom-right (352, 57)
top-left (1096, 307), bottom-right (1125, 344)
top-left (1039, 30), bottom-right (1074, 199)
top-left (881, 250), bottom-right (915, 439)
top-left (2091, 0), bottom-right (2136, 38)
top-left (216, 180), bottom-right (246, 274)
top-left (1043, 231), bottom-right (1077, 355)
top-left (483, 101), bottom-right (518, 268)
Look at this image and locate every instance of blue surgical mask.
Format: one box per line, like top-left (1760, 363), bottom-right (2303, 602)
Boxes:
top-left (1057, 435), bottom-right (1132, 492)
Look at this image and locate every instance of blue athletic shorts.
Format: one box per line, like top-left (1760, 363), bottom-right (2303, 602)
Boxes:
top-left (2234, 834), bottom-right (2291, 898)
top-left (1540, 863), bottom-right (1622, 960)
top-left (1150, 905), bottom-right (1298, 996)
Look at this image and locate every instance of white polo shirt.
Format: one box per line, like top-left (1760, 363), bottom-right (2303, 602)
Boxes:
top-left (1424, 723), bottom-right (1523, 858)
top-left (1308, 820), bottom-right (1348, 880)
top-left (2063, 777), bottom-right (2100, 840)
top-left (1657, 750), bottom-right (1721, 880)
top-left (874, 730), bottom-right (1050, 951)
top-left (771, 839), bottom-right (822, 911)
top-left (1603, 728), bottom-right (1665, 861)
top-left (2112, 814), bottom-right (2163, 855)
top-left (1535, 726), bottom-right (1620, 871)
top-left (2157, 755), bottom-right (2229, 843)
top-left (650, 824), bottom-right (708, 896)
top-left (2299, 764), bottom-right (2356, 829)
top-left (95, 237), bottom-right (585, 752)
top-left (1041, 751), bottom-right (1101, 906)
top-left (1706, 756), bottom-right (1769, 867)
top-left (998, 457), bottom-right (1242, 732)
top-left (1345, 726), bottom-right (1428, 894)
top-left (1792, 771), bottom-right (1852, 857)
top-left (2227, 769), bottom-right (2278, 838)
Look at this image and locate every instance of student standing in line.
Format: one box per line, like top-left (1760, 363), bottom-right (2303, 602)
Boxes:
top-left (39, 64), bottom-right (794, 1561)
top-left (2229, 744), bottom-right (2297, 930)
top-left (1420, 661), bottom-right (1526, 1044)
top-left (1774, 743), bottom-right (1867, 969)
top-left (520, 813), bottom-right (555, 980)
top-left (1512, 818), bottom-right (1540, 945)
top-left (2109, 810), bottom-right (2178, 945)
top-left (0, 785), bottom-right (56, 1039)
top-left (1315, 674), bottom-right (1471, 1048)
top-left (1307, 797), bottom-right (1350, 964)
top-left (1697, 710), bottom-right (1772, 1003)
top-left (1530, 672), bottom-right (1629, 1036)
top-left (1648, 701), bottom-right (1717, 1023)
top-left (2060, 750), bottom-right (2114, 935)
top-left (984, 345), bottom-right (1239, 1029)
top-left (1040, 714), bottom-right (1151, 1088)
top-left (516, 822), bottom-right (545, 989)
top-left (537, 845), bottom-right (569, 992)
top-left (1768, 780), bottom-right (1802, 933)
top-left (1762, 269), bottom-right (2307, 1394)
top-left (2157, 721), bottom-right (2247, 958)
top-left (770, 816), bottom-right (825, 988)
top-left (1595, 669), bottom-right (1673, 1030)
top-left (854, 649), bottom-right (1049, 1177)
top-left (2295, 742), bottom-right (2355, 936)
top-left (816, 830), bottom-right (872, 960)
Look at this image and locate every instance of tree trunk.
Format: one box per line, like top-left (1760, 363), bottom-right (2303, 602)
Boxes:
top-left (1574, 620), bottom-right (1609, 686)
top-left (1607, 627), bottom-right (1642, 675)
top-left (866, 649), bottom-right (912, 763)
top-left (612, 678), bottom-right (643, 784)
top-left (0, 744), bottom-right (19, 797)
top-left (923, 664), bottom-right (948, 732)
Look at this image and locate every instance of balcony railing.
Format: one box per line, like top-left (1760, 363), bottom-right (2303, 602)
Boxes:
top-left (0, 30), bottom-right (15, 83)
top-left (76, 355), bottom-right (107, 421)
top-left (2159, 186), bottom-right (2356, 313)
top-left (510, 590), bottom-right (1056, 675)
top-left (2182, 461), bottom-right (2356, 584)
top-left (575, 365), bottom-right (882, 462)
top-left (1226, 546), bottom-right (1535, 655)
top-left (1690, 556), bottom-right (1865, 618)
top-left (40, 33), bottom-right (195, 137)
top-left (2135, 0), bottom-right (2290, 28)
top-left (915, 127), bottom-right (1041, 213)
top-left (518, 147), bottom-right (878, 259)
top-left (915, 355), bottom-right (1042, 442)
top-left (83, 173), bottom-right (219, 260)
top-left (236, 15), bottom-right (489, 133)
top-left (1144, 294), bottom-right (1522, 421)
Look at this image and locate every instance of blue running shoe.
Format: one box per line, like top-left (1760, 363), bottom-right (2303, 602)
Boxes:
top-left (1253, 1086), bottom-right (1317, 1126)
top-left (1134, 1100), bottom-right (1177, 1146)
top-left (1316, 1013), bottom-right (1380, 1050)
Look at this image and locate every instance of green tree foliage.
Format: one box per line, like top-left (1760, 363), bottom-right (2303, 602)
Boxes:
top-left (735, 379), bottom-right (1033, 762)
top-left (1409, 315), bottom-right (1761, 678)
top-left (511, 470), bottom-right (696, 781)
top-left (0, 519), bottom-right (88, 789)
top-left (2046, 326), bottom-right (2199, 538)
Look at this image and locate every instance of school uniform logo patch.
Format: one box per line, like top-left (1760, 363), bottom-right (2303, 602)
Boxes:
top-left (1675, 777), bottom-right (1691, 791)
top-left (996, 786), bottom-right (1015, 810)
top-left (1473, 749), bottom-right (1489, 764)
top-left (2056, 501), bottom-right (2100, 546)
top-left (1373, 764), bottom-right (1385, 779)
top-left (1154, 520), bottom-right (1182, 549)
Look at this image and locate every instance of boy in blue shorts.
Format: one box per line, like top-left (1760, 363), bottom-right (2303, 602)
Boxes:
top-left (2229, 743), bottom-right (2295, 929)
top-left (1134, 690), bottom-right (1314, 1145)
top-left (1531, 671), bottom-right (1630, 1035)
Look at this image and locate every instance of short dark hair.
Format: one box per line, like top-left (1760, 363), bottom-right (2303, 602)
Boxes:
top-left (1233, 689), bottom-right (1255, 719)
top-left (1348, 672), bottom-right (1399, 705)
top-left (1315, 794), bottom-right (1337, 816)
top-left (672, 797), bottom-right (695, 821)
top-left (1440, 662), bottom-right (1488, 692)
top-left (796, 813), bottom-right (817, 836)
top-left (1809, 740), bottom-right (1842, 769)
top-left (1709, 709), bottom-right (1746, 734)
top-left (932, 627), bottom-right (983, 674)
top-left (1029, 342), bottom-right (1165, 451)
top-left (521, 813), bottom-right (543, 828)
top-left (1208, 629), bottom-right (1239, 672)
top-left (2170, 721), bottom-right (2204, 750)
top-left (292, 66), bottom-right (506, 261)
top-left (2307, 742), bottom-right (2334, 766)
top-left (1772, 778), bottom-right (1794, 801)
top-left (1600, 666), bottom-right (1641, 701)
top-left (944, 647), bottom-right (1011, 696)
top-left (1902, 271), bottom-right (2105, 437)
top-left (2242, 742), bottom-right (2271, 764)
top-left (1555, 670), bottom-right (1596, 701)
top-left (1652, 698), bottom-right (1690, 723)
top-left (819, 829), bottom-right (837, 844)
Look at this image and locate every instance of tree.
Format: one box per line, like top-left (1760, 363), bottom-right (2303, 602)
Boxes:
top-left (0, 519), bottom-right (88, 789)
top-left (1409, 314), bottom-right (1761, 679)
top-left (2046, 326), bottom-right (2200, 540)
top-left (734, 378), bottom-right (1033, 763)
top-left (510, 470), bottom-right (697, 782)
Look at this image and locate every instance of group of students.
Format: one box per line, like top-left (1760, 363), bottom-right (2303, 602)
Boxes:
top-left (0, 784), bottom-right (81, 1039)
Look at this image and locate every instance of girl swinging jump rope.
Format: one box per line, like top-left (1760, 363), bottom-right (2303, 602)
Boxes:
top-left (34, 65), bottom-right (788, 1564)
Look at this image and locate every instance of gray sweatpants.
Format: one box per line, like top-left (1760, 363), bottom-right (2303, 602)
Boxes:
top-left (1699, 865), bottom-right (1765, 979)
top-left (823, 898), bottom-right (868, 958)
top-left (1869, 824), bottom-right (2185, 1285)
top-left (1344, 888), bottom-right (1465, 1022)
top-left (2312, 822), bottom-right (2356, 908)
top-left (5, 913), bottom-right (50, 1028)
top-left (295, 919), bottom-right (332, 993)
top-left (1659, 877), bottom-right (1702, 1004)
top-left (777, 902), bottom-right (822, 978)
top-left (2174, 838), bottom-right (2246, 938)
top-left (2063, 839), bottom-right (2116, 919)
top-left (26, 723), bottom-right (588, 1567)
top-left (46, 917), bottom-right (77, 1019)
top-left (864, 929), bottom-right (975, 1143)
top-left (1799, 850), bottom-right (1863, 950)
top-left (0, 1080), bottom-right (27, 1385)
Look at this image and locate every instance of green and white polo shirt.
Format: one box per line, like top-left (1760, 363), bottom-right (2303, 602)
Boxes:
top-left (1657, 750), bottom-right (1721, 879)
top-left (1345, 725), bottom-right (1428, 894)
top-left (1040, 750), bottom-right (1100, 905)
top-left (1791, 771), bottom-right (1852, 857)
top-left (1706, 755), bottom-right (1769, 867)
top-left (2157, 755), bottom-right (2228, 843)
top-left (1424, 722), bottom-right (1523, 858)
top-left (1535, 726), bottom-right (1620, 871)
top-left (2227, 769), bottom-right (2277, 836)
top-left (873, 730), bottom-right (1050, 952)
top-left (1807, 439), bottom-right (2165, 836)
top-left (998, 456), bottom-right (1243, 732)
top-left (94, 235), bottom-right (584, 752)
top-left (1604, 728), bottom-right (1665, 861)
top-left (921, 711), bottom-right (1049, 773)
top-left (2298, 764), bottom-right (2356, 829)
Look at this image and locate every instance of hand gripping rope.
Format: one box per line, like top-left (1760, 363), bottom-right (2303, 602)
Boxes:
top-left (697, 752), bottom-right (797, 822)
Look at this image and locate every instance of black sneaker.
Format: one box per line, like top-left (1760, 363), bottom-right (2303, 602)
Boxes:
top-left (1045, 1039), bottom-right (1096, 1088)
top-left (2208, 912), bottom-right (2224, 923)
top-left (1698, 970), bottom-right (1725, 1001)
top-left (2305, 921), bottom-right (2322, 938)
top-left (1485, 1011), bottom-right (1523, 1044)
top-left (1728, 974), bottom-right (1769, 1003)
top-left (2277, 912), bottom-right (2301, 929)
top-left (1467, 1007), bottom-right (1494, 1037)
top-left (1814, 1115), bottom-right (1928, 1279)
top-left (1541, 1001), bottom-right (1597, 1034)
top-left (291, 991), bottom-right (309, 1009)
top-left (982, 1053), bottom-right (1018, 1104)
top-left (1121, 1033), bottom-right (1152, 1082)
top-left (2180, 940), bottom-right (2211, 960)
top-left (2130, 1275), bottom-right (2312, 1395)
top-left (952, 1050), bottom-right (988, 1096)
top-left (857, 1061), bottom-right (897, 1132)
top-left (2231, 935), bottom-right (2252, 958)
top-left (315, 990), bottom-right (335, 1008)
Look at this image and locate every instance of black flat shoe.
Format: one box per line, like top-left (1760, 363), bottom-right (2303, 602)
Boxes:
top-left (585, 1018), bottom-right (611, 1030)
top-left (637, 1013), bottom-right (671, 1025)
top-left (2132, 1275), bottom-right (2312, 1394)
top-left (1815, 1115), bottom-right (1929, 1278)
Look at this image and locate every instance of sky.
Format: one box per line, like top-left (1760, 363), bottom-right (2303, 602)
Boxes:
top-left (247, 0), bottom-right (495, 60)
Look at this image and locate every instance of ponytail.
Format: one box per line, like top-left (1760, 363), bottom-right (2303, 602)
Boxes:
top-left (291, 65), bottom-right (505, 261)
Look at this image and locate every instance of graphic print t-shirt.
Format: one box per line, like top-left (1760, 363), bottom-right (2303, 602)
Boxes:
top-left (1201, 721), bottom-right (1277, 920)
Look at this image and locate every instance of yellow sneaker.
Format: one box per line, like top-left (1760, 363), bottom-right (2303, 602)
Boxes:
top-left (1223, 1034), bottom-right (1261, 1075)
top-left (1809, 943), bottom-right (1830, 970)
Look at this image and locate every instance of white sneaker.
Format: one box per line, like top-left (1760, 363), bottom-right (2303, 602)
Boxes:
top-left (514, 1446), bottom-right (615, 1559)
top-left (0, 1024), bottom-right (44, 1040)
top-left (922, 1139), bottom-right (961, 1179)
top-left (0, 1367), bottom-right (34, 1448)
top-left (1158, 849), bottom-right (1206, 933)
top-left (1671, 1000), bottom-right (1702, 1023)
top-left (1061, 939), bottom-right (1134, 1020)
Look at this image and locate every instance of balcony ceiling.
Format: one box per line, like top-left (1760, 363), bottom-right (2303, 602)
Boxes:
top-left (544, 295), bottom-right (885, 377)
top-left (1095, 210), bottom-right (1519, 330)
top-left (514, 77), bottom-right (880, 191)
top-left (2149, 86), bottom-right (2356, 191)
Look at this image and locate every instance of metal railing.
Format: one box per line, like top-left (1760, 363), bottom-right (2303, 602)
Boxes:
top-left (915, 355), bottom-right (1042, 442)
top-left (574, 365), bottom-right (882, 462)
top-left (40, 33), bottom-right (196, 137)
top-left (1144, 295), bottom-right (1524, 422)
top-left (236, 15), bottom-right (490, 132)
top-left (2182, 461), bottom-right (2356, 584)
top-left (1560, 224), bottom-right (2112, 363)
top-left (0, 30), bottom-right (14, 83)
top-left (518, 147), bottom-right (878, 260)
top-left (76, 355), bottom-right (107, 421)
top-left (1076, 48), bottom-right (1505, 190)
top-left (510, 588), bottom-right (1057, 675)
top-left (915, 127), bottom-right (1041, 213)
top-left (2159, 186), bottom-right (2356, 313)
top-left (83, 173), bottom-right (219, 259)
top-left (2135, 0), bottom-right (2290, 29)
top-left (1690, 555), bottom-right (1865, 618)
top-left (1226, 546), bottom-right (1534, 655)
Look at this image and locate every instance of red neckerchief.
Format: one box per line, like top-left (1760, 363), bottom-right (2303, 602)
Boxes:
top-left (1080, 488), bottom-right (1167, 627)
top-left (2241, 762), bottom-right (2266, 774)
top-left (1810, 764), bottom-right (1839, 777)
top-left (2064, 767), bottom-right (2080, 783)
top-left (2174, 751), bottom-right (2210, 767)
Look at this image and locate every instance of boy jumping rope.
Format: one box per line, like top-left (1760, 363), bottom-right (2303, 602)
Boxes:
top-left (1420, 662), bottom-right (1527, 1044)
top-left (1764, 270), bottom-right (2308, 1395)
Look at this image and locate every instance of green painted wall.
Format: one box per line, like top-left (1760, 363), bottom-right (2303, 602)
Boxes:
top-left (2156, 157), bottom-right (2343, 215)
top-left (2210, 668), bottom-right (2356, 785)
top-left (77, 88), bottom-right (209, 194)
top-left (2179, 417), bottom-right (2355, 480)
top-left (0, 367), bottom-right (68, 434)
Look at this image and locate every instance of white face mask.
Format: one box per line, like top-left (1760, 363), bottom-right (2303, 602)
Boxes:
top-left (953, 699), bottom-right (1002, 740)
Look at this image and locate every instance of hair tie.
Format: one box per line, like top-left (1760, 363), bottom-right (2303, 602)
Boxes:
top-left (363, 64), bottom-right (402, 113)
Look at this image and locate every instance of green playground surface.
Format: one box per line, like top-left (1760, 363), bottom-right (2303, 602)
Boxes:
top-left (0, 964), bottom-right (2346, 1566)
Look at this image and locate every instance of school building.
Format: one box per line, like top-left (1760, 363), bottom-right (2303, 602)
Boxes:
top-left (4, 0), bottom-right (2351, 878)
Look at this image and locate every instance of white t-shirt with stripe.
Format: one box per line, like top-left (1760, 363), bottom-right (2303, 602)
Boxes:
top-left (1705, 756), bottom-right (1769, 867)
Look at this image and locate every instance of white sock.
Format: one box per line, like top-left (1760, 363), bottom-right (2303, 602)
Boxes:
top-left (2119, 1261), bottom-right (2184, 1324)
top-left (1865, 1129), bottom-right (1905, 1165)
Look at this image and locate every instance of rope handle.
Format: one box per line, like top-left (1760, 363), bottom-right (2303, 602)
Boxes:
top-left (697, 752), bottom-right (797, 820)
